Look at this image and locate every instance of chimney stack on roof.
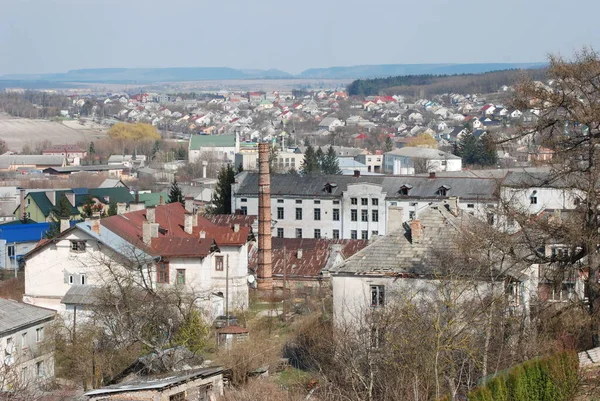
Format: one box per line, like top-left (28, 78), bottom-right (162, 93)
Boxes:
top-left (184, 196), bottom-right (194, 213)
top-left (60, 218), bottom-right (70, 234)
top-left (146, 206), bottom-right (156, 224)
top-left (117, 202), bottom-right (127, 215)
top-left (447, 196), bottom-right (459, 216)
top-left (257, 142), bottom-right (273, 291)
top-left (233, 223), bottom-right (240, 233)
top-left (410, 220), bottom-right (423, 244)
top-left (199, 230), bottom-right (206, 239)
top-left (202, 160), bottom-right (208, 179)
top-left (91, 215), bottom-right (100, 235)
top-left (142, 221), bottom-right (152, 245)
top-left (297, 249), bottom-right (303, 259)
top-left (184, 212), bottom-right (193, 235)
top-left (353, 170), bottom-right (361, 178)
top-left (159, 195), bottom-right (164, 205)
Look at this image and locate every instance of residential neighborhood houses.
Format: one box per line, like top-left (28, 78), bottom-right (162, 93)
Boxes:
top-left (0, 76), bottom-right (594, 400)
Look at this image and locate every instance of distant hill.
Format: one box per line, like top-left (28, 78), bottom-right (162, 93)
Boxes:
top-left (298, 63), bottom-right (545, 79)
top-left (347, 68), bottom-right (549, 97)
top-left (0, 67), bottom-right (293, 84)
top-left (0, 63), bottom-right (546, 85)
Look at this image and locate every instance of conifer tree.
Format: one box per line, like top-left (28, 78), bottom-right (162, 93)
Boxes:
top-left (208, 164), bottom-right (236, 214)
top-left (301, 144), bottom-right (320, 174)
top-left (384, 136), bottom-right (394, 152)
top-left (107, 200), bottom-right (118, 216)
top-left (322, 145), bottom-right (342, 174)
top-left (168, 179), bottom-right (184, 205)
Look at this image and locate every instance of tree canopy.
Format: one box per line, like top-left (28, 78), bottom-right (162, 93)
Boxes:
top-left (208, 164), bottom-right (236, 214)
top-left (168, 179), bottom-right (184, 205)
top-left (406, 133), bottom-right (438, 149)
top-left (108, 123), bottom-right (161, 141)
top-left (455, 132), bottom-right (497, 166)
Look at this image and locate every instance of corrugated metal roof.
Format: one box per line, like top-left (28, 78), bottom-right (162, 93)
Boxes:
top-left (0, 222), bottom-right (50, 243)
top-left (0, 299), bottom-right (55, 335)
top-left (60, 285), bottom-right (100, 305)
top-left (189, 134), bottom-right (235, 150)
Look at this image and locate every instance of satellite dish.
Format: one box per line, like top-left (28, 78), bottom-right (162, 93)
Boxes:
top-left (247, 275), bottom-right (256, 284)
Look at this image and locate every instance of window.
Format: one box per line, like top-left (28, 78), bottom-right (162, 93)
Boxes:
top-left (467, 203), bottom-right (475, 208)
top-left (277, 228), bottom-right (284, 238)
top-left (68, 275), bottom-right (74, 285)
top-left (372, 210), bottom-right (379, 222)
top-left (409, 202), bottom-right (418, 207)
top-left (314, 200), bottom-right (320, 204)
top-left (545, 282), bottom-right (576, 302)
top-left (361, 210), bottom-right (368, 222)
top-left (409, 211), bottom-right (416, 220)
top-left (437, 186), bottom-right (449, 196)
top-left (372, 198), bottom-right (378, 206)
top-left (7, 245), bottom-right (14, 258)
top-left (370, 326), bottom-right (384, 349)
top-left (372, 230), bottom-right (379, 236)
top-left (157, 262), bottom-right (169, 283)
top-left (530, 195), bottom-right (538, 204)
top-left (295, 199), bottom-right (303, 204)
top-left (361, 230), bottom-right (368, 240)
top-left (314, 208), bottom-right (321, 220)
top-left (351, 197), bottom-right (357, 205)
top-left (314, 229), bottom-right (321, 239)
top-left (361, 198), bottom-right (368, 206)
top-left (70, 241), bottom-right (86, 253)
top-left (371, 285), bottom-right (385, 307)
top-left (333, 208), bottom-right (340, 221)
top-left (169, 392), bottom-right (186, 401)
top-left (80, 274), bottom-right (86, 285)
top-left (332, 229), bottom-right (340, 239)
top-left (277, 199), bottom-right (284, 203)
top-left (295, 208), bottom-right (303, 220)
top-left (36, 361), bottom-right (44, 378)
top-left (351, 209), bottom-right (357, 221)
top-left (241, 198), bottom-right (247, 203)
top-left (176, 269), bottom-right (186, 285)
top-left (400, 185), bottom-right (413, 196)
top-left (351, 230), bottom-right (358, 239)
top-left (36, 328), bottom-right (43, 343)
top-left (295, 228), bottom-right (302, 238)
top-left (26, 198), bottom-right (30, 206)
top-left (21, 332), bottom-right (27, 348)
top-left (333, 200), bottom-right (340, 205)
top-left (215, 256), bottom-right (224, 271)
top-left (277, 207), bottom-right (284, 219)
top-left (240, 206), bottom-right (248, 215)
top-left (487, 213), bottom-right (495, 226)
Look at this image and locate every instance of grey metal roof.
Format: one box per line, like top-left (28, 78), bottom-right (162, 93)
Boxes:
top-left (234, 172), bottom-right (498, 201)
top-left (0, 155), bottom-right (64, 166)
top-left (330, 204), bottom-right (469, 276)
top-left (0, 299), bottom-right (55, 335)
top-left (61, 285), bottom-right (100, 306)
top-left (385, 147), bottom-right (461, 160)
top-left (44, 164), bottom-right (129, 173)
top-left (84, 367), bottom-right (224, 396)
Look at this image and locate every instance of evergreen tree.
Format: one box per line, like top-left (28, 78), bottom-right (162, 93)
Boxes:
top-left (81, 195), bottom-right (96, 219)
top-left (45, 194), bottom-right (73, 239)
top-left (107, 200), bottom-right (118, 216)
top-left (481, 134), bottom-right (498, 166)
top-left (321, 145), bottom-right (342, 174)
top-left (458, 132), bottom-right (483, 165)
top-left (151, 140), bottom-right (161, 160)
top-left (384, 136), bottom-right (394, 152)
top-left (315, 147), bottom-right (325, 169)
top-left (89, 141), bottom-right (95, 155)
top-left (168, 179), bottom-right (184, 205)
top-left (209, 164), bottom-right (236, 214)
top-left (301, 144), bottom-right (320, 174)
top-left (303, 137), bottom-right (310, 146)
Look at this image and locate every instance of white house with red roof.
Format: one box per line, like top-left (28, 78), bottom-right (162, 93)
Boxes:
top-left (22, 203), bottom-right (252, 318)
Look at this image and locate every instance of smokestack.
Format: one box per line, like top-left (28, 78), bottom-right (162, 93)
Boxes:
top-left (19, 189), bottom-right (26, 222)
top-left (202, 160), bottom-right (208, 179)
top-left (257, 142), bottom-right (273, 290)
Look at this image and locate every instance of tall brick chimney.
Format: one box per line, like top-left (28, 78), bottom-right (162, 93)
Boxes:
top-left (257, 143), bottom-right (273, 290)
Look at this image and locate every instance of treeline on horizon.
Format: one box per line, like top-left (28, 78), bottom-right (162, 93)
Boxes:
top-left (347, 68), bottom-right (548, 96)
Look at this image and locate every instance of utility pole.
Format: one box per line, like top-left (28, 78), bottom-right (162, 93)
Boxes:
top-left (225, 254), bottom-right (229, 327)
top-left (283, 245), bottom-right (287, 322)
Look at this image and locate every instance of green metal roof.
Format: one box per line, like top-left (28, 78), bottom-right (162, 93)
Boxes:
top-left (28, 187), bottom-right (135, 217)
top-left (137, 192), bottom-right (168, 207)
top-left (189, 135), bottom-right (236, 150)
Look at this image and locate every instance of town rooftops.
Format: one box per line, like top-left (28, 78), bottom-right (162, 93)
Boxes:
top-left (234, 172), bottom-right (498, 201)
top-left (189, 134), bottom-right (236, 150)
top-left (330, 203), bottom-right (471, 277)
top-left (0, 155), bottom-right (65, 167)
top-left (42, 164), bottom-right (129, 174)
top-left (0, 299), bottom-right (55, 335)
top-left (384, 147), bottom-right (461, 160)
top-left (84, 367), bottom-right (224, 397)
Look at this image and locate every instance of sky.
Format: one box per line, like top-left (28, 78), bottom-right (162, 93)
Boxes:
top-left (1, 0), bottom-right (599, 75)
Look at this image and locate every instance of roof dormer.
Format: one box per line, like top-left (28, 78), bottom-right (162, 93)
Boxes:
top-left (437, 185), bottom-right (451, 196)
top-left (399, 184), bottom-right (413, 196)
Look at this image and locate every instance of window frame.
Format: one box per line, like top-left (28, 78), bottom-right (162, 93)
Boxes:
top-left (351, 230), bottom-right (358, 240)
top-left (35, 327), bottom-right (44, 343)
top-left (295, 208), bottom-right (303, 220)
top-left (361, 198), bottom-right (368, 206)
top-left (351, 197), bottom-right (357, 205)
top-left (70, 240), bottom-right (86, 253)
top-left (351, 209), bottom-right (358, 221)
top-left (157, 262), bottom-right (170, 284)
top-left (295, 228), bottom-right (302, 238)
top-left (371, 285), bottom-right (385, 307)
top-left (314, 229), bottom-right (321, 239)
top-left (276, 228), bottom-right (284, 238)
top-left (215, 256), bottom-right (224, 272)
top-left (372, 210), bottom-right (379, 222)
top-left (332, 229), bottom-right (340, 239)
top-left (176, 269), bottom-right (186, 285)
top-left (361, 209), bottom-right (368, 222)
top-left (277, 207), bottom-right (284, 220)
top-left (314, 208), bottom-right (321, 221)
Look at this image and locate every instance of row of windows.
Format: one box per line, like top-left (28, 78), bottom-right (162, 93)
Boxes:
top-left (276, 228), bottom-right (378, 240)
top-left (350, 209), bottom-right (379, 222)
top-left (351, 197), bottom-right (379, 206)
top-left (156, 256), bottom-right (227, 284)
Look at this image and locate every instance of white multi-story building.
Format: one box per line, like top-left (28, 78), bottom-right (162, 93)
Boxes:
top-left (235, 151), bottom-right (304, 173)
top-left (188, 134), bottom-right (239, 164)
top-left (0, 299), bottom-right (56, 390)
top-left (231, 172), bottom-right (498, 240)
top-left (23, 203), bottom-right (251, 319)
top-left (383, 147), bottom-right (462, 175)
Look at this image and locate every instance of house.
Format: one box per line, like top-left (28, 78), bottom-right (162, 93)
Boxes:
top-left (188, 134), bottom-right (239, 163)
top-left (16, 187), bottom-right (135, 223)
top-left (338, 159), bottom-right (370, 175)
top-left (0, 299), bottom-right (56, 390)
top-left (355, 153), bottom-right (383, 173)
top-left (232, 172), bottom-right (498, 240)
top-left (0, 222), bottom-right (51, 269)
top-left (329, 202), bottom-right (513, 327)
top-left (235, 151), bottom-right (303, 173)
top-left (42, 145), bottom-right (87, 161)
top-left (85, 367), bottom-right (224, 401)
top-left (248, 238), bottom-right (368, 291)
top-left (383, 147), bottom-right (462, 174)
top-left (23, 203), bottom-right (252, 316)
top-left (318, 117), bottom-right (344, 132)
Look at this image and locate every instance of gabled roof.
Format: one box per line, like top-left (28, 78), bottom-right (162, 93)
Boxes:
top-left (0, 299), bottom-right (55, 335)
top-left (330, 204), bottom-right (472, 277)
top-left (27, 187), bottom-right (135, 217)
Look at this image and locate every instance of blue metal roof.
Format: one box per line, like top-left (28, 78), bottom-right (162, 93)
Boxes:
top-left (72, 188), bottom-right (89, 195)
top-left (0, 223), bottom-right (51, 243)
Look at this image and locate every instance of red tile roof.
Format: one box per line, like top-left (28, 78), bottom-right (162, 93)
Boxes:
top-left (248, 238), bottom-right (368, 280)
top-left (101, 203), bottom-right (250, 258)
